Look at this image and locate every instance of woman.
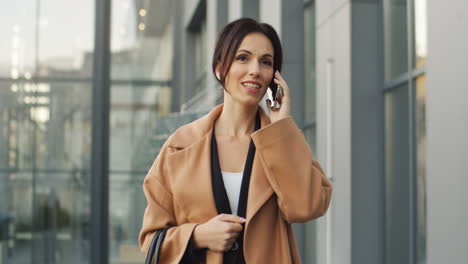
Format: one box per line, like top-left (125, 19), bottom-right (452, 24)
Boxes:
top-left (139, 18), bottom-right (332, 263)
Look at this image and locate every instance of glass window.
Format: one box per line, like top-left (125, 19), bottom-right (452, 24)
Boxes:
top-left (0, 0), bottom-right (94, 262)
top-left (383, 0), bottom-right (409, 81)
top-left (193, 19), bottom-right (207, 95)
top-left (0, 80), bottom-right (92, 263)
top-left (110, 0), bottom-right (174, 81)
top-left (414, 0), bottom-right (427, 68)
top-left (108, 0), bottom-right (175, 263)
top-left (0, 0), bottom-right (37, 79)
top-left (383, 1), bottom-right (427, 263)
top-left (38, 0), bottom-right (94, 78)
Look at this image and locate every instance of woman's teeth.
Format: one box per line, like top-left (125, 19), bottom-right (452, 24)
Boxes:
top-left (243, 83), bottom-right (260, 89)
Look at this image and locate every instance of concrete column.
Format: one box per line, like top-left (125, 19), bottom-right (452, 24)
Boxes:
top-left (426, 1), bottom-right (468, 263)
top-left (259, 0), bottom-right (281, 35)
top-left (228, 0), bottom-right (242, 22)
top-left (316, 1), bottom-right (352, 264)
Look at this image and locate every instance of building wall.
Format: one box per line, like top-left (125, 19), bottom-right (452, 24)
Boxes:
top-left (316, 1), bottom-right (352, 264)
top-left (426, 0), bottom-right (468, 263)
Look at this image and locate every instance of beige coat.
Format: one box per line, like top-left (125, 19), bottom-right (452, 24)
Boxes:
top-left (139, 104), bottom-right (332, 263)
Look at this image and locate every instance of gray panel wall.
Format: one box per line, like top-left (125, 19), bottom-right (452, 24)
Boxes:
top-left (426, 1), bottom-right (468, 263)
top-left (350, 1), bottom-right (385, 264)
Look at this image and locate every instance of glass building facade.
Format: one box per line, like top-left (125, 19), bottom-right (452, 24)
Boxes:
top-left (0, 0), bottom-right (176, 263)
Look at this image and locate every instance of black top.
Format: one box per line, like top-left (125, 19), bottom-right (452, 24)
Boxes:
top-left (210, 111), bottom-right (261, 264)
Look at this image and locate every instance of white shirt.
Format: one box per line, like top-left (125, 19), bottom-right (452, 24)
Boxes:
top-left (221, 171), bottom-right (243, 215)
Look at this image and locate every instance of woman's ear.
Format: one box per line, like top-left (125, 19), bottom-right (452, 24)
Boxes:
top-left (215, 64), bottom-right (221, 81)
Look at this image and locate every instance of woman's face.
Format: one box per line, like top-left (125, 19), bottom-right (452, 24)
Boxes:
top-left (221, 32), bottom-right (274, 106)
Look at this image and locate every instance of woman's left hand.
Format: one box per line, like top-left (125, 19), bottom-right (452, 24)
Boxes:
top-left (266, 71), bottom-right (292, 123)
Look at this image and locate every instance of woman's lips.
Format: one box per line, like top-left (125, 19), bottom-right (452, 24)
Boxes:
top-left (242, 83), bottom-right (261, 93)
top-left (241, 82), bottom-right (262, 93)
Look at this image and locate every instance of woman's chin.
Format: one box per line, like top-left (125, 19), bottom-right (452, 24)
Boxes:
top-left (242, 97), bottom-right (263, 107)
top-left (226, 91), bottom-right (266, 107)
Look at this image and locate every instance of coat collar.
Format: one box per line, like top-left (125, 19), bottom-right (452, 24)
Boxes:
top-left (168, 104), bottom-right (273, 222)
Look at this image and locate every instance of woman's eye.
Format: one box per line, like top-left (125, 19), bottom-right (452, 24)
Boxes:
top-left (236, 55), bottom-right (247, 61)
top-left (262, 60), bottom-right (273, 66)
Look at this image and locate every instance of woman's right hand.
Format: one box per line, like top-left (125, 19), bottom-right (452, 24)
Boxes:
top-left (192, 214), bottom-right (246, 252)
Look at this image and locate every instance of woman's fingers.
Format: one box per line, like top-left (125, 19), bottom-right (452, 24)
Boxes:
top-left (274, 71), bottom-right (290, 99)
top-left (218, 213), bottom-right (246, 224)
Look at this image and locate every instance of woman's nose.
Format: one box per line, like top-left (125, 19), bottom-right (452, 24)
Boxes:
top-left (248, 61), bottom-right (260, 76)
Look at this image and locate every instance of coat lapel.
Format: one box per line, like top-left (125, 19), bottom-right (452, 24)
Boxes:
top-left (169, 105), bottom-right (274, 224)
top-left (167, 132), bottom-right (219, 222)
top-left (246, 152), bottom-right (273, 220)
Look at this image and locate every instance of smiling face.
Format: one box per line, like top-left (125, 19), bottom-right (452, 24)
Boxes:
top-left (218, 32), bottom-right (275, 107)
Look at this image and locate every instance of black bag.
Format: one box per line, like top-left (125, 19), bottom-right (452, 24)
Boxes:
top-left (145, 227), bottom-right (171, 264)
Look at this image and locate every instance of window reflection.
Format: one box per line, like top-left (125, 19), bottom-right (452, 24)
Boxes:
top-left (414, 0), bottom-right (427, 68)
top-left (108, 0), bottom-right (175, 263)
top-left (0, 0), bottom-right (37, 78)
top-left (37, 0), bottom-right (94, 78)
top-left (111, 0), bottom-right (174, 81)
top-left (0, 80), bottom-right (92, 263)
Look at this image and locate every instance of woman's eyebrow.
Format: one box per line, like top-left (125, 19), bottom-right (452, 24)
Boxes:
top-left (237, 49), bottom-right (273, 58)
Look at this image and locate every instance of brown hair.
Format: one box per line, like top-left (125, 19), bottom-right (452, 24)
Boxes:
top-left (212, 18), bottom-right (283, 90)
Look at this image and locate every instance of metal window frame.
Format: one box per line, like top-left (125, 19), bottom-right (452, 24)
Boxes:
top-left (90, 0), bottom-right (111, 263)
top-left (383, 67), bottom-right (425, 92)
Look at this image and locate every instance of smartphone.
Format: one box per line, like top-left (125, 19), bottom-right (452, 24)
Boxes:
top-left (269, 74), bottom-right (278, 100)
top-left (268, 72), bottom-right (284, 109)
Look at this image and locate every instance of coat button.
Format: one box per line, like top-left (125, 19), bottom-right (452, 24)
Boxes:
top-left (231, 242), bottom-right (238, 251)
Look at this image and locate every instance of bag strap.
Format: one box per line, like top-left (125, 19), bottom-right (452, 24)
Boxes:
top-left (153, 227), bottom-right (170, 264)
top-left (145, 230), bottom-right (163, 264)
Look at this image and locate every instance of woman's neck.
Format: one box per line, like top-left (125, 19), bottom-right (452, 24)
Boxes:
top-left (215, 95), bottom-right (258, 137)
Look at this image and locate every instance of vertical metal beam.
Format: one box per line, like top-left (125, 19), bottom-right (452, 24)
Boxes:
top-left (91, 0), bottom-right (111, 263)
top-left (350, 1), bottom-right (386, 264)
top-left (171, 0), bottom-right (182, 112)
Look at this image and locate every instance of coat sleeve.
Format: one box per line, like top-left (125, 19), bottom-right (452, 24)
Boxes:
top-left (251, 117), bottom-right (333, 223)
top-left (139, 142), bottom-right (203, 263)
